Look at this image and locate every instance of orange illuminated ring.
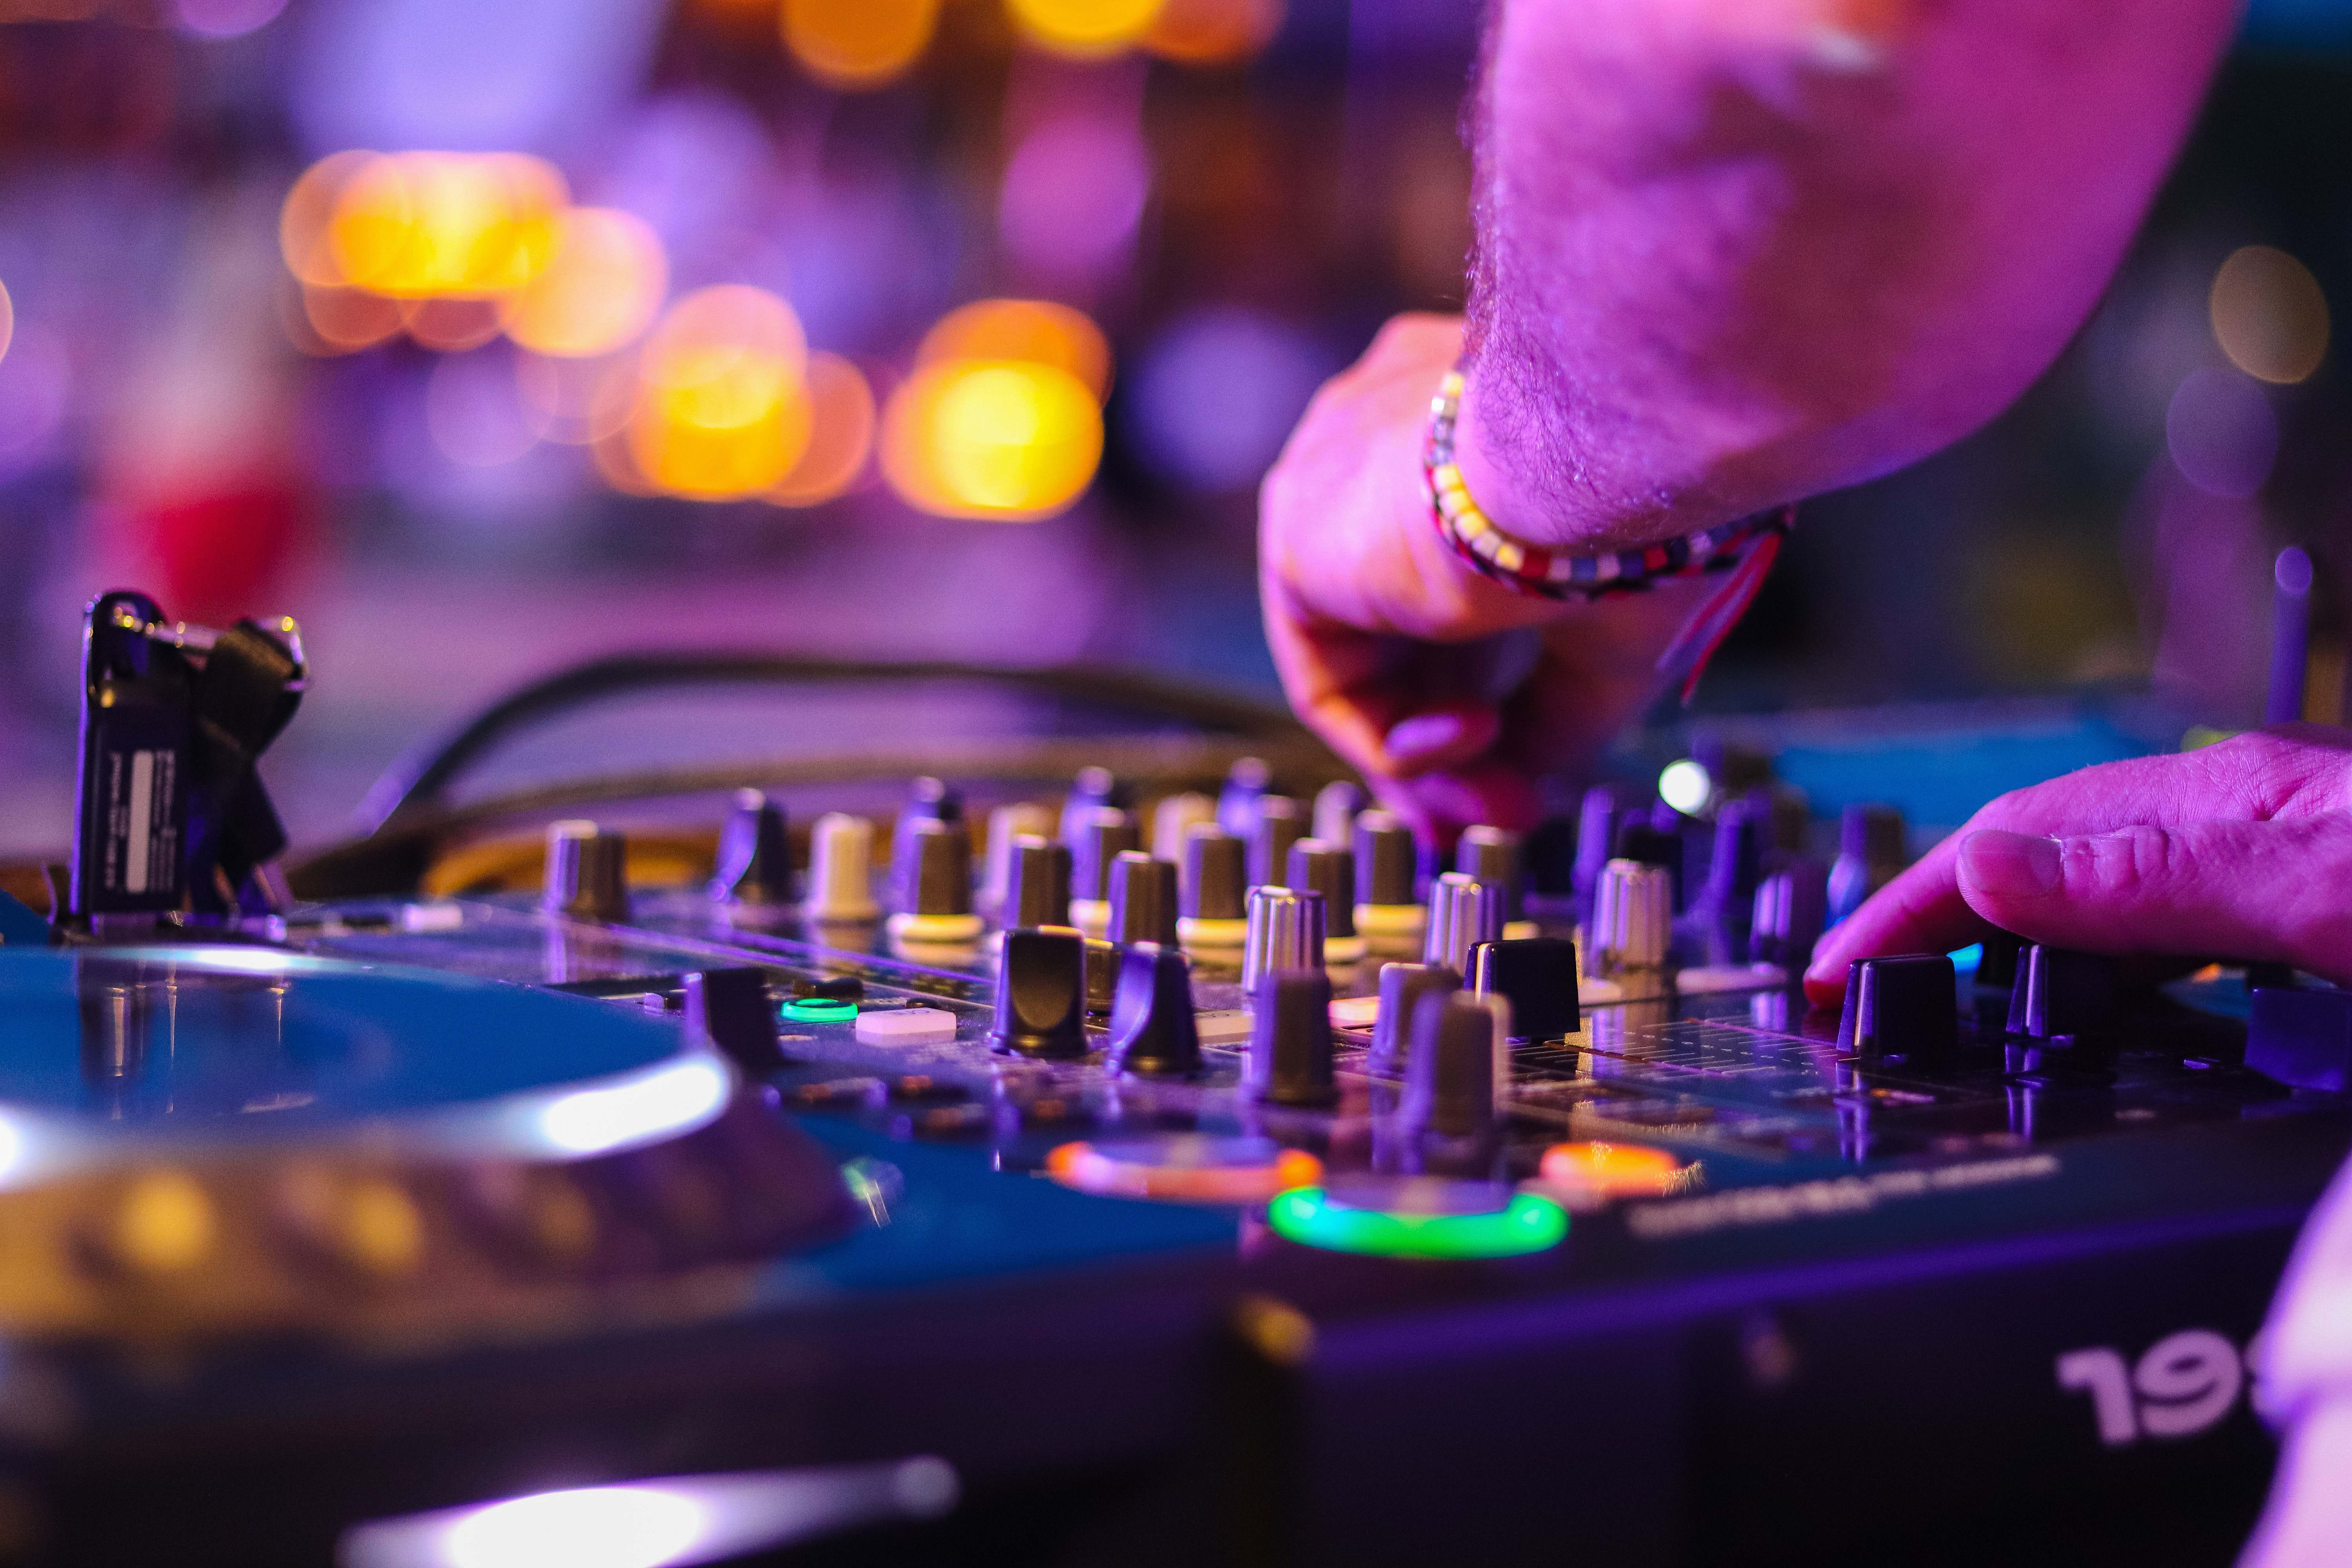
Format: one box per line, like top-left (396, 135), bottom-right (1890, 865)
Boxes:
top-left (1046, 1140), bottom-right (1323, 1205)
top-left (1537, 1141), bottom-right (1685, 1198)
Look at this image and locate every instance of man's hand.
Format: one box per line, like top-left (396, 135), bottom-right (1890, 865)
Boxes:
top-left (1258, 314), bottom-right (1715, 835)
top-left (1803, 726), bottom-right (2352, 1005)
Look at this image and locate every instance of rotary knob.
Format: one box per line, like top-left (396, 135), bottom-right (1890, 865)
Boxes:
top-left (711, 789), bottom-right (791, 907)
top-left (1243, 886), bottom-right (1326, 995)
top-left (1749, 858), bottom-right (1828, 970)
top-left (1288, 839), bottom-right (1361, 962)
top-left (1590, 860), bottom-right (1671, 975)
top-left (1400, 991), bottom-right (1507, 1139)
top-left (1108, 852), bottom-right (1180, 947)
top-left (2005, 944), bottom-right (2120, 1045)
top-left (684, 967), bottom-right (782, 1072)
top-left (889, 818), bottom-right (981, 942)
top-left (1178, 826), bottom-right (1248, 948)
top-left (544, 820), bottom-right (628, 923)
top-left (1217, 756), bottom-right (1272, 839)
top-left (990, 928), bottom-right (1090, 1059)
top-left (1107, 942), bottom-right (1202, 1077)
top-left (1151, 791), bottom-right (1216, 865)
top-left (1312, 780), bottom-right (1362, 847)
top-left (1248, 796), bottom-right (1305, 889)
top-left (1369, 960), bottom-right (1462, 1076)
top-left (1455, 825), bottom-right (1525, 926)
top-left (1354, 810), bottom-right (1423, 938)
top-left (1247, 967), bottom-right (1338, 1107)
top-left (1469, 937), bottom-right (1580, 1042)
top-left (804, 812), bottom-right (880, 922)
top-left (1069, 808), bottom-right (1140, 939)
top-left (1828, 803), bottom-right (1906, 924)
top-left (1423, 872), bottom-right (1503, 975)
top-left (980, 802), bottom-right (1054, 918)
top-left (1002, 835), bottom-right (1073, 931)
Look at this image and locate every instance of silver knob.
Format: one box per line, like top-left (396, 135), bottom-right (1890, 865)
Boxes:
top-left (1312, 780), bottom-right (1363, 848)
top-left (1591, 858), bottom-right (1672, 974)
top-left (1242, 886), bottom-right (1326, 994)
top-left (1423, 871), bottom-right (1502, 973)
top-left (804, 812), bottom-right (880, 922)
top-left (544, 820), bottom-right (628, 922)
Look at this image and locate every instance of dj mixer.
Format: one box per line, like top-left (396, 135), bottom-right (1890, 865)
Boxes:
top-left (2, 593), bottom-right (2348, 1567)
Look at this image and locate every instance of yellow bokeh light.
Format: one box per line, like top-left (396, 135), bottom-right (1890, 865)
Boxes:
top-left (279, 149), bottom-right (375, 287)
top-left (783, 0), bottom-right (941, 88)
top-left (1144, 0), bottom-right (1282, 63)
top-left (499, 207), bottom-right (668, 359)
top-left (628, 285), bottom-right (814, 499)
top-left (2211, 245), bottom-right (2330, 386)
top-left (883, 358), bottom-right (1103, 520)
top-left (917, 299), bottom-right (1111, 398)
top-left (1005, 0), bottom-right (1164, 56)
top-left (772, 352), bottom-right (877, 506)
top-left (328, 151), bottom-right (568, 300)
top-left (404, 296), bottom-right (506, 354)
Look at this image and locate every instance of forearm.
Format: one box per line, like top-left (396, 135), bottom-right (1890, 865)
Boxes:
top-left (1459, 0), bottom-right (2237, 548)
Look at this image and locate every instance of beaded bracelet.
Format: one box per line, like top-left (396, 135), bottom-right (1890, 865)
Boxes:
top-left (1423, 367), bottom-right (1792, 601)
top-left (1423, 367), bottom-right (1795, 699)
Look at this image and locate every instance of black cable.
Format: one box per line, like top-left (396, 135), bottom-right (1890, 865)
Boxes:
top-left (357, 653), bottom-right (1316, 833)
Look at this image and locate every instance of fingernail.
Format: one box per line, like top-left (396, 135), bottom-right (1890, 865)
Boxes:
top-left (1960, 829), bottom-right (2060, 897)
top-left (1385, 711), bottom-right (1468, 762)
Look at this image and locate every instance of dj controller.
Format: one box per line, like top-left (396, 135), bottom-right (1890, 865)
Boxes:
top-left (2, 592), bottom-right (2348, 1566)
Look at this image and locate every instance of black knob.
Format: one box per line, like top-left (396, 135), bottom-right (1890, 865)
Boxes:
top-left (1218, 756), bottom-right (1272, 838)
top-left (1354, 810), bottom-right (1419, 906)
top-left (1828, 804), bottom-right (1906, 922)
top-left (1071, 809), bottom-right (1140, 904)
top-left (544, 820), bottom-right (629, 922)
top-left (1835, 953), bottom-right (1958, 1059)
top-left (1524, 813), bottom-right (1579, 897)
top-left (1287, 838), bottom-right (1356, 940)
top-left (1107, 942), bottom-right (1201, 1077)
top-left (2248, 985), bottom-right (2352, 1093)
top-left (906, 775), bottom-right (962, 825)
top-left (1085, 936), bottom-right (1120, 1015)
top-left (1975, 929), bottom-right (2025, 993)
top-left (2006, 945), bottom-right (2120, 1043)
top-left (1181, 827), bottom-right (1247, 922)
top-left (1700, 798), bottom-right (1766, 916)
top-left (989, 928), bottom-right (1090, 1058)
top-left (1748, 858), bottom-right (1828, 969)
top-left (1369, 960), bottom-right (1459, 1075)
top-left (685, 967), bottom-right (782, 1071)
top-left (1248, 796), bottom-right (1304, 889)
top-left (1455, 826), bottom-right (1524, 923)
top-left (1004, 836), bottom-right (1072, 930)
top-left (1469, 936), bottom-right (1579, 1042)
top-left (711, 789), bottom-right (791, 906)
top-left (1108, 852), bottom-right (1179, 946)
top-left (1248, 967), bottom-right (1337, 1106)
top-left (894, 817), bottom-right (973, 918)
top-left (1401, 991), bottom-right (1503, 1138)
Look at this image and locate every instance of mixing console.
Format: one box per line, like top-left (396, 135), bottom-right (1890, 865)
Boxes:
top-left (5, 594), bottom-right (2349, 1567)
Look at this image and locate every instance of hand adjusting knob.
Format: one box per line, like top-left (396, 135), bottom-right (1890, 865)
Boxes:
top-left (2005, 944), bottom-right (2119, 1045)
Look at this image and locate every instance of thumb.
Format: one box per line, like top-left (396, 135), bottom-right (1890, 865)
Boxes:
top-left (1955, 820), bottom-right (2352, 983)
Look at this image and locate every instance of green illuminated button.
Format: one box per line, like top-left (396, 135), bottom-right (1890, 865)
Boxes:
top-left (1266, 1186), bottom-right (1567, 1261)
top-left (781, 998), bottom-right (858, 1024)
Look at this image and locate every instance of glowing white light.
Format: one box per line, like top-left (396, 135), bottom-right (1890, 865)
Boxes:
top-left (160, 946), bottom-right (303, 975)
top-left (1657, 759), bottom-right (1714, 818)
top-left (442, 1487), bottom-right (706, 1568)
top-left (537, 1058), bottom-right (730, 1156)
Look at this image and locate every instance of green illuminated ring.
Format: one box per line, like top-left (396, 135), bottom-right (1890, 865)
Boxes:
top-left (1265, 1187), bottom-right (1568, 1260)
top-left (780, 998), bottom-right (859, 1024)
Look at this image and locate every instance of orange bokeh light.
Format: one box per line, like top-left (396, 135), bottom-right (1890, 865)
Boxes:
top-left (295, 283), bottom-right (404, 354)
top-left (627, 285), bottom-right (814, 499)
top-left (771, 352), bottom-right (877, 506)
top-left (882, 358), bottom-right (1103, 520)
top-left (327, 151), bottom-right (568, 300)
top-left (1144, 0), bottom-right (1282, 63)
top-left (917, 299), bottom-right (1111, 398)
top-left (499, 207), bottom-right (668, 359)
top-left (782, 0), bottom-right (940, 89)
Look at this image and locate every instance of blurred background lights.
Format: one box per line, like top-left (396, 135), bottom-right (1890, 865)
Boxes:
top-left (628, 285), bottom-right (813, 499)
top-left (0, 278), bottom-right (13, 366)
top-left (999, 114), bottom-right (1151, 288)
top-left (2166, 366), bottom-right (2279, 498)
top-left (1143, 0), bottom-right (1283, 63)
top-left (499, 207), bottom-right (668, 359)
top-left (883, 358), bottom-right (1103, 519)
top-left (173, 0), bottom-right (288, 38)
top-left (280, 150), bottom-right (376, 289)
top-left (917, 299), bottom-right (1110, 398)
top-left (1127, 305), bottom-right (1328, 492)
top-left (426, 350), bottom-right (539, 471)
top-left (782, 0), bottom-right (941, 89)
top-left (441, 1486), bottom-right (705, 1568)
top-left (1006, 0), bottom-right (1166, 57)
top-left (404, 298), bottom-right (504, 354)
top-left (294, 284), bottom-right (405, 355)
top-left (327, 152), bottom-right (568, 300)
top-left (770, 352), bottom-right (876, 506)
top-left (2210, 243), bottom-right (2331, 384)
top-left (515, 352), bottom-right (637, 446)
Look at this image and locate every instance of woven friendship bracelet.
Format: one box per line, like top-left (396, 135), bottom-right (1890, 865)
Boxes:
top-left (1423, 367), bottom-right (1793, 602)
